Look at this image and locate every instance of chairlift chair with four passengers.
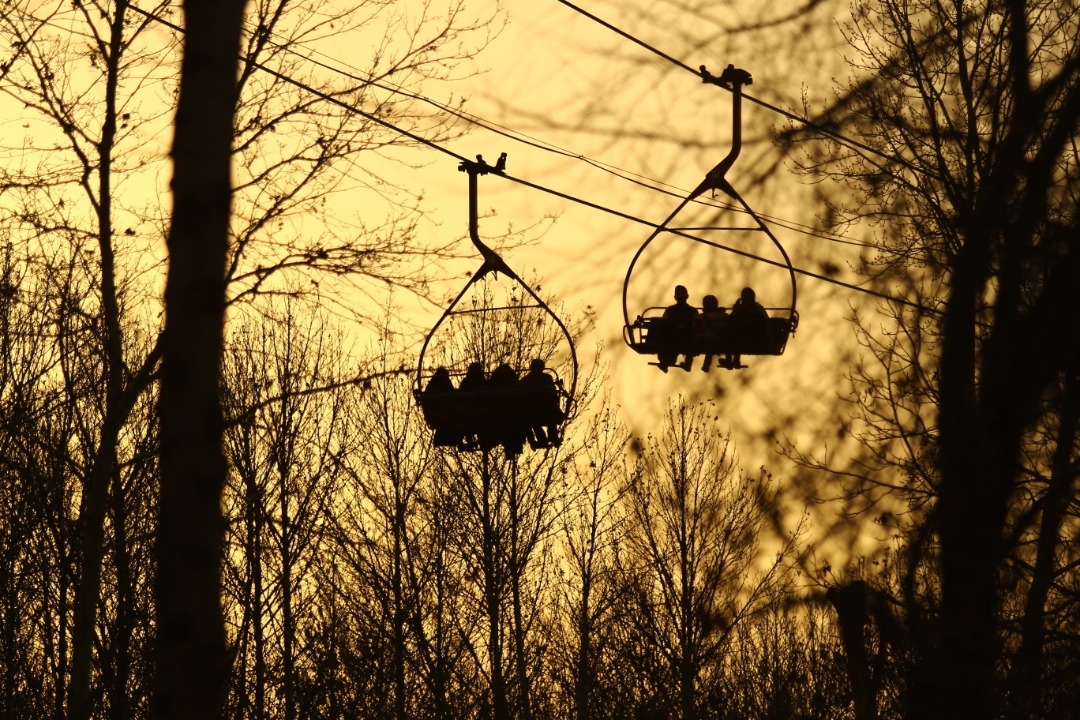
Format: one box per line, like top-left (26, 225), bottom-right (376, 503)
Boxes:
top-left (413, 155), bottom-right (579, 457)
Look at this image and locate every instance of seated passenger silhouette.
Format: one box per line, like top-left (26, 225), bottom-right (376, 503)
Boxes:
top-left (724, 286), bottom-right (769, 368)
top-left (422, 367), bottom-right (459, 446)
top-left (487, 363), bottom-right (524, 455)
top-left (521, 358), bottom-right (564, 447)
top-left (655, 284), bottom-right (698, 372)
top-left (692, 294), bottom-right (729, 371)
top-left (459, 362), bottom-right (487, 391)
top-left (424, 366), bottom-right (455, 396)
top-left (456, 362), bottom-right (488, 447)
top-left (490, 363), bottom-right (517, 384)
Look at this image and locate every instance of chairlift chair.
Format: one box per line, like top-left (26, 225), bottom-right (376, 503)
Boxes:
top-left (622, 66), bottom-right (799, 371)
top-left (414, 155), bottom-right (578, 455)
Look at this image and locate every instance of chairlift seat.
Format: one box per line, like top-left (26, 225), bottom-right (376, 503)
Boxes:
top-left (625, 307), bottom-right (798, 359)
top-left (418, 383), bottom-right (567, 452)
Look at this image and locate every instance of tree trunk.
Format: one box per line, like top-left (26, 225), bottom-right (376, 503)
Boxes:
top-left (827, 582), bottom-right (877, 720)
top-left (481, 455), bottom-right (510, 720)
top-left (509, 472), bottom-right (534, 720)
top-left (154, 1), bottom-right (247, 718)
top-left (575, 578), bottom-right (592, 720)
top-left (1014, 377), bottom-right (1080, 709)
top-left (70, 2), bottom-right (132, 711)
top-left (279, 452), bottom-right (296, 720)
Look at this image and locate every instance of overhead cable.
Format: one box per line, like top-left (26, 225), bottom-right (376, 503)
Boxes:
top-left (234, 10), bottom-right (878, 251)
top-left (552, 0), bottom-right (937, 181)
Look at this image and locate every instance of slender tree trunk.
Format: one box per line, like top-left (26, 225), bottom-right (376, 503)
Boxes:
top-left (431, 542), bottom-right (451, 720)
top-left (50, 469), bottom-right (70, 720)
top-left (70, 2), bottom-right (130, 713)
top-left (280, 459), bottom-right (296, 720)
top-left (248, 475), bottom-right (266, 720)
top-left (481, 455), bottom-right (509, 720)
top-left (155, 1), bottom-right (247, 717)
top-left (678, 474), bottom-right (696, 720)
top-left (487, 559), bottom-right (508, 720)
top-left (575, 581), bottom-right (592, 720)
top-left (110, 479), bottom-right (133, 720)
top-left (1014, 377), bottom-right (1080, 709)
top-left (70, 421), bottom-right (124, 720)
top-left (509, 472), bottom-right (534, 720)
top-left (679, 628), bottom-right (696, 720)
top-left (394, 503), bottom-right (408, 720)
top-left (1, 549), bottom-right (15, 717)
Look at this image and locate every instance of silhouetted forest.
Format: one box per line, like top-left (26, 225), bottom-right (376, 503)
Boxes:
top-left (0, 0), bottom-right (1078, 719)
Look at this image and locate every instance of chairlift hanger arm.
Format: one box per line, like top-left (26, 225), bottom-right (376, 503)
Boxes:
top-left (459, 153), bottom-right (517, 279)
top-left (621, 67), bottom-right (753, 327)
top-left (693, 65), bottom-right (750, 199)
top-left (416, 154), bottom-right (513, 388)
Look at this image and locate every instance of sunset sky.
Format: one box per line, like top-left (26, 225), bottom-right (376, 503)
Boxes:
top-left (0, 0), bottom-right (888, 547)
top-left (2, 4), bottom-right (1075, 718)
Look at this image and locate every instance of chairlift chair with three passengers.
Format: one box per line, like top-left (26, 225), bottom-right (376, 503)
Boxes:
top-left (622, 66), bottom-right (799, 371)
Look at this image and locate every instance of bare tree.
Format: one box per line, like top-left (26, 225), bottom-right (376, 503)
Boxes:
top-left (781, 0), bottom-right (1080, 717)
top-left (548, 398), bottom-right (632, 720)
top-left (224, 0), bottom-right (502, 319)
top-left (0, 0), bottom-right (502, 716)
top-left (413, 268), bottom-right (590, 720)
top-left (220, 302), bottom-right (353, 720)
top-left (619, 399), bottom-right (802, 720)
top-left (0, 244), bottom-right (88, 720)
top-left (718, 600), bottom-right (851, 720)
top-left (336, 350), bottom-right (463, 720)
top-left (0, 4), bottom-right (176, 715)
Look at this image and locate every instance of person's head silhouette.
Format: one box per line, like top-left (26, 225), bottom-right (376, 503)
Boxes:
top-left (674, 285), bottom-right (689, 302)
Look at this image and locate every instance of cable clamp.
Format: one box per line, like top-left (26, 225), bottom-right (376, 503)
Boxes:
top-left (458, 152), bottom-right (507, 175)
top-left (700, 64), bottom-right (752, 89)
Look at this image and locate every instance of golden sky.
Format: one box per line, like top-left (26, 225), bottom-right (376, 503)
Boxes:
top-left (0, 0), bottom-right (892, 558)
